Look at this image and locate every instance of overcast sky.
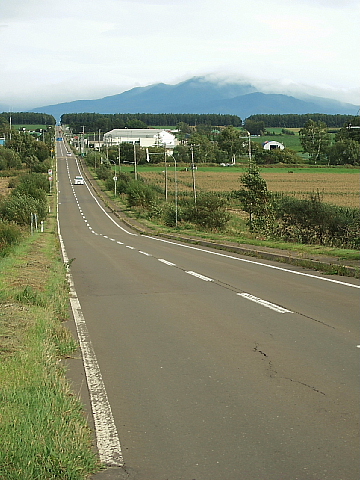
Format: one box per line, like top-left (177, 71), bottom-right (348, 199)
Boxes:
top-left (1, 0), bottom-right (359, 110)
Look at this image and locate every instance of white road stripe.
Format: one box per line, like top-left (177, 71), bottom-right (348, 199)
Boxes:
top-left (69, 297), bottom-right (123, 466)
top-left (143, 235), bottom-right (360, 289)
top-left (158, 259), bottom-right (176, 266)
top-left (237, 293), bottom-right (293, 313)
top-left (139, 251), bottom-right (151, 256)
top-left (186, 271), bottom-right (213, 282)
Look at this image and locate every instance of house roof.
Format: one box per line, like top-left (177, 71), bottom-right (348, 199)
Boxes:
top-left (104, 129), bottom-right (173, 138)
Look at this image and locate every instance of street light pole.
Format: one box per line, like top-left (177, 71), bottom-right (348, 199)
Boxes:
top-left (190, 144), bottom-right (197, 204)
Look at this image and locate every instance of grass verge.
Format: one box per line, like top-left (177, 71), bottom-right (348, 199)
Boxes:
top-left (0, 214), bottom-right (100, 478)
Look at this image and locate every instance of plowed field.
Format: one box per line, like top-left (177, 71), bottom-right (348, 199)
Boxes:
top-left (140, 169), bottom-right (360, 208)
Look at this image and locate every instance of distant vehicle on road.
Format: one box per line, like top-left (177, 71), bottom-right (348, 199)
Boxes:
top-left (74, 176), bottom-right (84, 185)
top-left (67, 152), bottom-right (72, 156)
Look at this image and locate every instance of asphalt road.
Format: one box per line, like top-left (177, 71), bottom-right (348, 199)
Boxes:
top-left (56, 138), bottom-right (359, 480)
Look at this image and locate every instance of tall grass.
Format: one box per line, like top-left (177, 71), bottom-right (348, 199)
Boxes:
top-left (0, 226), bottom-right (99, 478)
top-left (0, 308), bottom-right (97, 479)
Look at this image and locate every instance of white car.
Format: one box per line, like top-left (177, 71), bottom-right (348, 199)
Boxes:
top-left (74, 175), bottom-right (85, 185)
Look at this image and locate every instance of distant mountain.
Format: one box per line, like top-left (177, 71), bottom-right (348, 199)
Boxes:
top-left (29, 77), bottom-right (358, 121)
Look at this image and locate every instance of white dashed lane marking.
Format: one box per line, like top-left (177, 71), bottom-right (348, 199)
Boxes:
top-left (237, 293), bottom-right (293, 314)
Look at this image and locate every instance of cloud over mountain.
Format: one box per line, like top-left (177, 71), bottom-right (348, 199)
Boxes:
top-left (30, 77), bottom-right (359, 121)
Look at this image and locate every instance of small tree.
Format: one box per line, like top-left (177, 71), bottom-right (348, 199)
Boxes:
top-left (299, 119), bottom-right (331, 164)
top-left (234, 163), bottom-right (271, 231)
top-left (327, 139), bottom-right (359, 165)
top-left (217, 126), bottom-right (246, 163)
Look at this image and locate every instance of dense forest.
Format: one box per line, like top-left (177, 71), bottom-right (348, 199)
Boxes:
top-left (246, 114), bottom-right (354, 128)
top-left (60, 113), bottom-right (242, 132)
top-left (0, 112), bottom-right (56, 126)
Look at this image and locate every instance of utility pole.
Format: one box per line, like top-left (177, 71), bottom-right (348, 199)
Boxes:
top-left (81, 126), bottom-right (85, 155)
top-left (133, 143), bottom-right (137, 180)
top-left (164, 145), bottom-right (168, 201)
top-left (190, 144), bottom-right (197, 204)
top-left (118, 143), bottom-right (121, 173)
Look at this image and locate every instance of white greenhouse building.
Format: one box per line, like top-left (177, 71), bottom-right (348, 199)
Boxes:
top-left (103, 129), bottom-right (177, 149)
top-left (263, 140), bottom-right (285, 150)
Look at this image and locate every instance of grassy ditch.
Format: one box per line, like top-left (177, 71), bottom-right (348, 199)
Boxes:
top-left (0, 219), bottom-right (99, 478)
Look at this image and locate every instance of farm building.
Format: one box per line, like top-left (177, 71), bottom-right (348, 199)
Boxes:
top-left (103, 129), bottom-right (177, 149)
top-left (263, 140), bottom-right (285, 150)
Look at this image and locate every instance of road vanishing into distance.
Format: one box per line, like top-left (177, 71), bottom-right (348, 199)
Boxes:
top-left (56, 136), bottom-right (359, 480)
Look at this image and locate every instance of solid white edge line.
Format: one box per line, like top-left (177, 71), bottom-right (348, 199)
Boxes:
top-left (142, 235), bottom-right (360, 289)
top-left (69, 296), bottom-right (123, 466)
top-left (74, 157), bottom-right (137, 236)
top-left (57, 162), bottom-right (123, 467)
top-left (237, 293), bottom-right (292, 313)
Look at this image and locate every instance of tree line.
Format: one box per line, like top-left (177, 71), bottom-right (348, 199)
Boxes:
top-left (61, 113), bottom-right (242, 133)
top-left (0, 118), bottom-right (54, 172)
top-left (246, 114), bottom-right (354, 128)
top-left (0, 112), bottom-right (56, 126)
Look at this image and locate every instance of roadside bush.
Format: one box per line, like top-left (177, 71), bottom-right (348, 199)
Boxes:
top-left (14, 173), bottom-right (50, 197)
top-left (163, 203), bottom-right (181, 227)
top-left (95, 164), bottom-right (112, 181)
top-left (126, 180), bottom-right (157, 209)
top-left (105, 171), bottom-right (132, 194)
top-left (0, 148), bottom-right (22, 170)
top-left (182, 192), bottom-right (230, 231)
top-left (32, 158), bottom-right (52, 173)
top-left (272, 193), bottom-right (360, 248)
top-left (0, 220), bottom-right (23, 256)
top-left (0, 193), bottom-right (47, 226)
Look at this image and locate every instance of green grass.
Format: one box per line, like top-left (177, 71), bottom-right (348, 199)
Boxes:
top-left (12, 124), bottom-right (52, 131)
top-left (251, 133), bottom-right (303, 152)
top-left (0, 203), bottom-right (100, 478)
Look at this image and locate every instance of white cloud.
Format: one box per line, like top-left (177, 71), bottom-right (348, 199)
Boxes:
top-left (0, 0), bottom-right (359, 109)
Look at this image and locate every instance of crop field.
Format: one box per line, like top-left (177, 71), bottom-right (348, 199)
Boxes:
top-left (137, 167), bottom-right (360, 208)
top-left (12, 124), bottom-right (50, 131)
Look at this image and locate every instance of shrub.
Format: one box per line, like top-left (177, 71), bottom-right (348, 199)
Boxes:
top-left (272, 193), bottom-right (360, 248)
top-left (14, 173), bottom-right (50, 196)
top-left (182, 192), bottom-right (230, 231)
top-left (0, 220), bottom-right (23, 255)
top-left (0, 193), bottom-right (47, 226)
top-left (163, 203), bottom-right (181, 227)
top-left (126, 181), bottom-right (157, 209)
top-left (96, 164), bottom-right (112, 181)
